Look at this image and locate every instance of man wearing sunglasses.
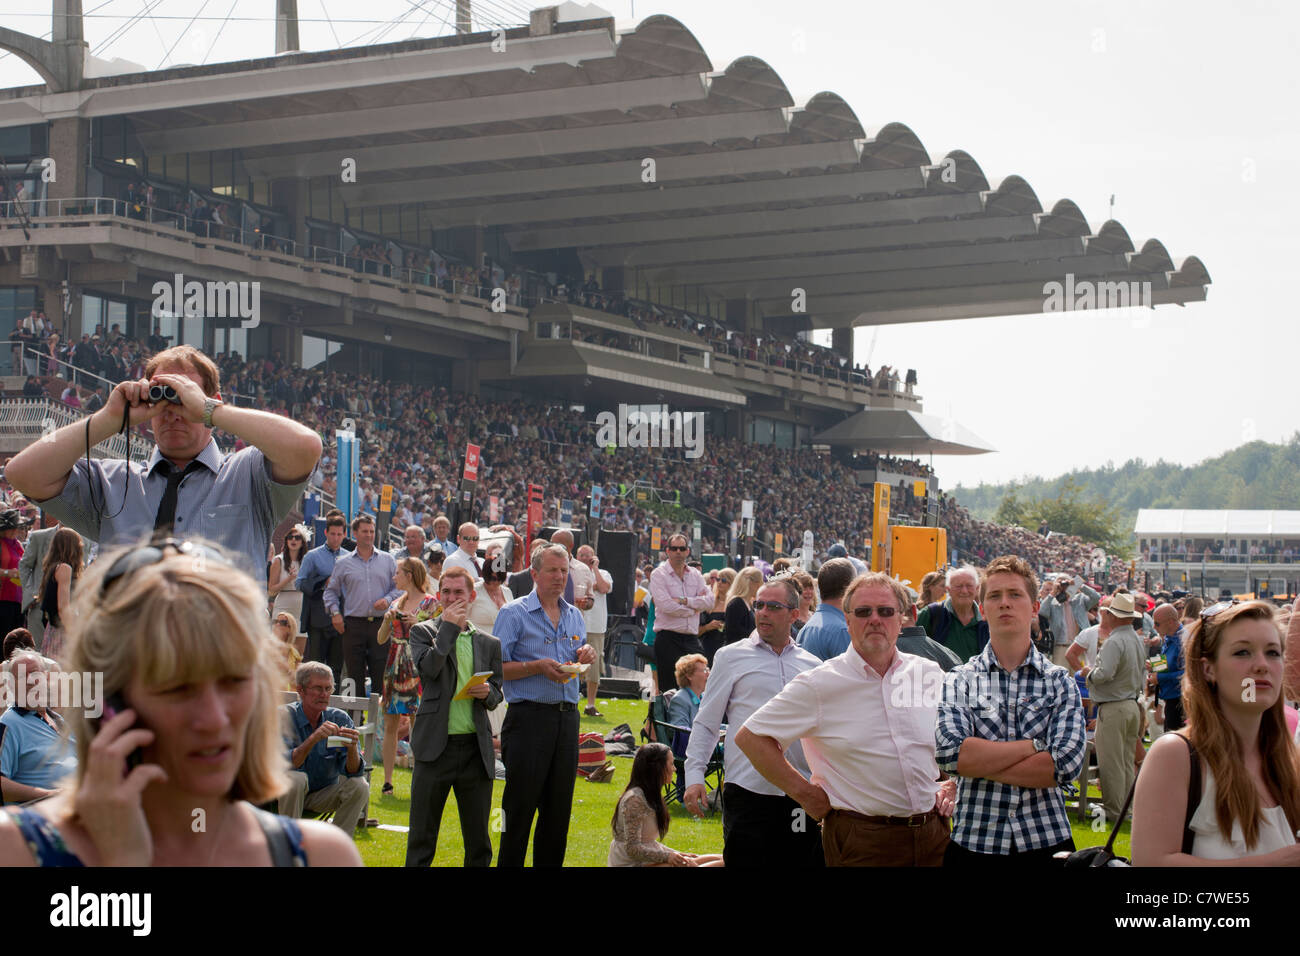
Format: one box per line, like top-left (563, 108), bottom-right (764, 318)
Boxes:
top-left (649, 534), bottom-right (714, 690)
top-left (444, 522), bottom-right (482, 578)
top-left (738, 572), bottom-right (956, 865)
top-left (684, 578), bottom-right (823, 867)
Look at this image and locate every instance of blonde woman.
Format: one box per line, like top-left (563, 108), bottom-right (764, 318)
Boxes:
top-left (790, 570), bottom-right (816, 637)
top-left (0, 537), bottom-right (361, 866)
top-left (722, 566), bottom-right (764, 649)
top-left (376, 557), bottom-right (437, 796)
top-left (699, 567), bottom-right (735, 665)
top-left (1132, 601), bottom-right (1300, 864)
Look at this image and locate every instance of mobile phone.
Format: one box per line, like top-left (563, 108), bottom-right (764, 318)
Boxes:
top-left (98, 693), bottom-right (144, 771)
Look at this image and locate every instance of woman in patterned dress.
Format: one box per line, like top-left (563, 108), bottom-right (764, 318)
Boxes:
top-left (376, 557), bottom-right (437, 796)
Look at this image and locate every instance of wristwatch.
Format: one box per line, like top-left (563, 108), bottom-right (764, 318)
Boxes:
top-left (1031, 738), bottom-right (1049, 753)
top-left (202, 396), bottom-right (223, 428)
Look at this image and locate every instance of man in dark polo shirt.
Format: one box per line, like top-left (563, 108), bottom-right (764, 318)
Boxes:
top-left (917, 566), bottom-right (987, 662)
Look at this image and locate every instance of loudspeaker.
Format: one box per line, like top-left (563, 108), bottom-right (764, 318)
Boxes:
top-left (598, 530), bottom-right (637, 618)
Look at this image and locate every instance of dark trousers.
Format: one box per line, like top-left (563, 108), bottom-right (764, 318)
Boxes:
top-left (0, 601), bottom-right (23, 640)
top-left (406, 735), bottom-right (494, 867)
top-left (343, 617), bottom-right (386, 697)
top-left (721, 783), bottom-right (825, 868)
top-left (654, 629), bottom-right (703, 692)
top-left (1163, 695), bottom-right (1186, 732)
top-left (305, 625), bottom-right (344, 690)
top-left (498, 702), bottom-right (579, 867)
top-left (943, 835), bottom-right (1075, 867)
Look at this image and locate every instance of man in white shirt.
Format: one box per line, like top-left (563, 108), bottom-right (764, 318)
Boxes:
top-left (737, 572), bottom-right (956, 866)
top-left (576, 545), bottom-right (613, 717)
top-left (683, 579), bottom-right (824, 867)
top-left (443, 522), bottom-right (482, 578)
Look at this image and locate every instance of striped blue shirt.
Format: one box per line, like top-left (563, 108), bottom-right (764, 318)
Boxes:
top-left (935, 641), bottom-right (1085, 855)
top-left (494, 589), bottom-right (587, 704)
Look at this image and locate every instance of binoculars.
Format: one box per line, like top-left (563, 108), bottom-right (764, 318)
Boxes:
top-left (147, 384), bottom-right (180, 404)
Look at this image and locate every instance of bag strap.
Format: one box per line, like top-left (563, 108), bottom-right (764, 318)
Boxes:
top-left (249, 804), bottom-right (297, 867)
top-left (1174, 732), bottom-right (1201, 854)
top-left (1104, 776), bottom-right (1138, 854)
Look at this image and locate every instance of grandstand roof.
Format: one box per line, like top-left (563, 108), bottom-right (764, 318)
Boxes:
top-left (812, 408), bottom-right (996, 455)
top-left (1134, 510), bottom-right (1300, 537)
top-left (0, 8), bottom-right (1211, 331)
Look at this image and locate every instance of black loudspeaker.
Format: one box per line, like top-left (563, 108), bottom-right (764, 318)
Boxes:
top-left (598, 530), bottom-right (637, 618)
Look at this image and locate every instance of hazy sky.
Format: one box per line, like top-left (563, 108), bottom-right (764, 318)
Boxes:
top-left (3, 0), bottom-right (1297, 490)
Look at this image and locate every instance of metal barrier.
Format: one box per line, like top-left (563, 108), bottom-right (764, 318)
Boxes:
top-left (0, 398), bottom-right (154, 460)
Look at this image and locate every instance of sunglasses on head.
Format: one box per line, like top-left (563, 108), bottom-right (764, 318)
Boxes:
top-left (101, 538), bottom-right (232, 595)
top-left (850, 605), bottom-right (897, 619)
top-left (1200, 599), bottom-right (1240, 625)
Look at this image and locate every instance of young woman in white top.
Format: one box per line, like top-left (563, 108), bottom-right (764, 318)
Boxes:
top-left (268, 526), bottom-right (308, 640)
top-left (1132, 600), bottom-right (1300, 864)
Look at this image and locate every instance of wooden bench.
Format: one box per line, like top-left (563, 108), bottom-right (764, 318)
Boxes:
top-left (280, 690), bottom-right (381, 828)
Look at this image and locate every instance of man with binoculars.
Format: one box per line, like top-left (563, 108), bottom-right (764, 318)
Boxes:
top-left (6, 345), bottom-right (322, 586)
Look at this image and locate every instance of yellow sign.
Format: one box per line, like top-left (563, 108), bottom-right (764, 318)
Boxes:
top-left (380, 484), bottom-right (393, 513)
top-left (872, 483), bottom-right (891, 572)
top-left (913, 480), bottom-right (927, 499)
top-left (774, 532), bottom-right (784, 553)
top-left (650, 527), bottom-right (661, 551)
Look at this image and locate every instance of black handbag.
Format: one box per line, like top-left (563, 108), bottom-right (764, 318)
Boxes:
top-left (1062, 775), bottom-right (1136, 867)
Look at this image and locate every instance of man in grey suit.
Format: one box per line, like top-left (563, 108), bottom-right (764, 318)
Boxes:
top-left (19, 524), bottom-right (58, 638)
top-left (405, 566), bottom-right (503, 867)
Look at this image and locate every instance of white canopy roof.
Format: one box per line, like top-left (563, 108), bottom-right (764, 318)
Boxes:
top-left (1134, 510), bottom-right (1300, 536)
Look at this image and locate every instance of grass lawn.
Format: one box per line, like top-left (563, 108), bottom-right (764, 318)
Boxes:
top-left (356, 698), bottom-right (1122, 866)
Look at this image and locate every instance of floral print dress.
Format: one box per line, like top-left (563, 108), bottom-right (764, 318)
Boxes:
top-left (383, 594), bottom-right (438, 715)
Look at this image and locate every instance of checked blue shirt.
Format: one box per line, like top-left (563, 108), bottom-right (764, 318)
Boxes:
top-left (935, 641), bottom-right (1085, 855)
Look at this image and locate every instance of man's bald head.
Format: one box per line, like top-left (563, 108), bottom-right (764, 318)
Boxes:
top-left (551, 529), bottom-right (575, 553)
top-left (1153, 603), bottom-right (1181, 635)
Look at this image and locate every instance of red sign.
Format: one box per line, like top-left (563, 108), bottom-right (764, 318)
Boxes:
top-left (525, 483), bottom-right (544, 551)
top-left (463, 444), bottom-right (481, 482)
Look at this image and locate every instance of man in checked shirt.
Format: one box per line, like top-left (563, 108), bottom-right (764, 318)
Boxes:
top-left (936, 555), bottom-right (1086, 866)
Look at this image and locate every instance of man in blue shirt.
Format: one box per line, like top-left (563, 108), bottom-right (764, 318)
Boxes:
top-left (280, 661), bottom-right (369, 834)
top-left (324, 514), bottom-right (401, 698)
top-left (0, 652), bottom-right (77, 803)
top-left (799, 558), bottom-right (855, 661)
top-left (298, 513), bottom-right (351, 690)
top-left (1151, 604), bottom-right (1186, 731)
top-left (493, 543), bottom-right (595, 866)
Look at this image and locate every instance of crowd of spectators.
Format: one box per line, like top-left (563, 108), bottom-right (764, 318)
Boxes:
top-left (8, 329), bottom-right (1120, 585)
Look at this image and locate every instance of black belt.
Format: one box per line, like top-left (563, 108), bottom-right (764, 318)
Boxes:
top-left (513, 700), bottom-right (577, 712)
top-left (344, 615), bottom-right (380, 624)
top-left (830, 807), bottom-right (939, 828)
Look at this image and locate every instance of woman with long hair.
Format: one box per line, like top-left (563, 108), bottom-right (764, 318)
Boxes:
top-left (699, 568), bottom-right (735, 666)
top-left (0, 537), bottom-right (361, 866)
top-left (790, 570), bottom-right (816, 637)
top-left (608, 742), bottom-right (722, 867)
top-left (920, 570), bottom-right (947, 607)
top-left (1132, 600), bottom-right (1300, 864)
top-left (1182, 595), bottom-right (1204, 625)
top-left (721, 566), bottom-right (764, 652)
top-left (268, 525), bottom-right (309, 642)
top-left (376, 557), bottom-right (437, 796)
top-left (37, 527), bottom-right (84, 661)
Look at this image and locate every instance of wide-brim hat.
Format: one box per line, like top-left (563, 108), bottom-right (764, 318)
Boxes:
top-left (0, 509), bottom-right (33, 530)
top-left (1104, 591), bottom-right (1142, 619)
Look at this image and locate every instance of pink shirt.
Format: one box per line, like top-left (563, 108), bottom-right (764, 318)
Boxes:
top-left (649, 561), bottom-right (713, 635)
top-left (744, 644), bottom-right (944, 817)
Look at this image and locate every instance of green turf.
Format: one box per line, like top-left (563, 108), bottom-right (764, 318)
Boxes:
top-left (355, 698), bottom-right (1123, 866)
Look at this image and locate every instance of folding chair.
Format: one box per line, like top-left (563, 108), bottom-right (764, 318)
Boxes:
top-left (650, 693), bottom-right (724, 815)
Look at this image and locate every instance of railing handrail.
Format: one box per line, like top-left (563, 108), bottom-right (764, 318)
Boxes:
top-left (0, 396), bottom-right (154, 460)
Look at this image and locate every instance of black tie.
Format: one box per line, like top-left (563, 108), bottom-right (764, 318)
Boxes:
top-left (154, 460), bottom-right (204, 533)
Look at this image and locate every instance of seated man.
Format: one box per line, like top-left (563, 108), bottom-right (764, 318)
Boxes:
top-left (279, 661), bottom-right (368, 834)
top-left (0, 651), bottom-right (77, 803)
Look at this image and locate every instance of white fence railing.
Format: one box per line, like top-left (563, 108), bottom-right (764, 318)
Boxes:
top-left (0, 398), bottom-right (154, 460)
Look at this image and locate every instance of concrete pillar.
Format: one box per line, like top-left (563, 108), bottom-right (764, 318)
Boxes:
top-left (271, 178), bottom-right (310, 251)
top-left (51, 0), bottom-right (87, 89)
top-left (832, 326), bottom-right (853, 366)
top-left (452, 358), bottom-right (480, 396)
top-left (275, 0), bottom-right (300, 54)
top-left (46, 117), bottom-right (88, 202)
